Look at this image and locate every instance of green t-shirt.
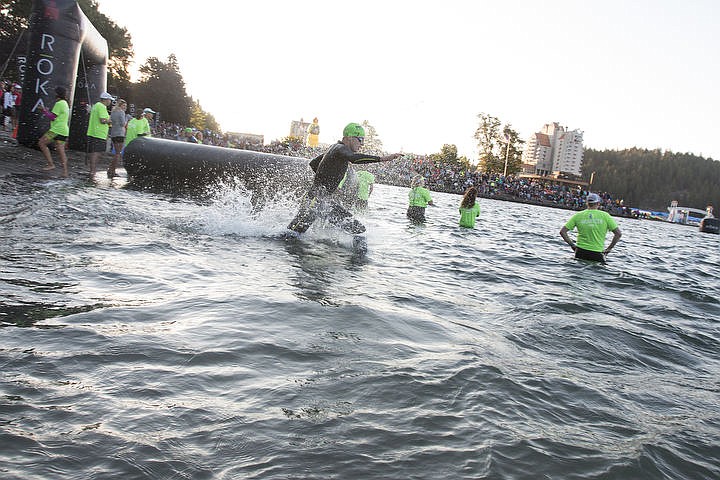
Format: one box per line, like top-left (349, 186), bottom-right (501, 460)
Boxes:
top-left (565, 208), bottom-right (618, 252)
top-left (409, 186), bottom-right (432, 207)
top-left (124, 118), bottom-right (138, 146)
top-left (86, 101), bottom-right (109, 139)
top-left (459, 202), bottom-right (481, 228)
top-left (137, 117), bottom-right (151, 136)
top-left (49, 99), bottom-right (69, 136)
top-left (356, 171), bottom-right (375, 201)
top-left (125, 117), bottom-right (151, 147)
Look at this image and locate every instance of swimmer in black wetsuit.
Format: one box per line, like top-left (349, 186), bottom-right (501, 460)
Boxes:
top-left (287, 122), bottom-right (402, 235)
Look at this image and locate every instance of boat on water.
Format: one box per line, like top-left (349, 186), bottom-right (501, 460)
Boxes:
top-left (667, 201), bottom-right (719, 234)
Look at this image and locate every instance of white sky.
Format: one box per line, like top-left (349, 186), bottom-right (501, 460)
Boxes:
top-left (95, 0), bottom-right (720, 161)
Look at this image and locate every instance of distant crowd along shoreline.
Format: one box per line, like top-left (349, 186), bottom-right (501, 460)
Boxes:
top-left (4, 108), bottom-right (636, 219)
top-left (143, 121), bottom-right (640, 219)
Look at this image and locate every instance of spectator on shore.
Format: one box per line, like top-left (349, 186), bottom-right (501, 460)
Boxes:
top-left (560, 192), bottom-right (622, 263)
top-left (124, 108), bottom-right (154, 148)
top-left (2, 83), bottom-right (14, 132)
top-left (86, 92), bottom-right (113, 179)
top-left (37, 86), bottom-right (70, 177)
top-left (11, 84), bottom-right (21, 134)
top-left (108, 99), bottom-right (127, 178)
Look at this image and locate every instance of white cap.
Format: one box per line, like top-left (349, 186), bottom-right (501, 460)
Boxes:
top-left (143, 108), bottom-right (156, 114)
top-left (99, 92), bottom-right (113, 100)
top-left (587, 193), bottom-right (601, 203)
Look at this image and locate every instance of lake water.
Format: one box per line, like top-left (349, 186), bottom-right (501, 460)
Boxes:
top-left (1, 161), bottom-right (719, 479)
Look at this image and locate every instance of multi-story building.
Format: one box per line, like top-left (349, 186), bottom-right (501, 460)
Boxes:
top-left (521, 122), bottom-right (584, 177)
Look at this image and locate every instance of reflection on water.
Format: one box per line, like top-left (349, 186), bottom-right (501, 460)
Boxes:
top-left (1, 170), bottom-right (719, 479)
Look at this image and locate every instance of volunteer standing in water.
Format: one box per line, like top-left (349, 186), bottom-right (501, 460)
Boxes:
top-left (560, 192), bottom-right (622, 262)
top-left (407, 175), bottom-right (434, 223)
top-left (287, 122), bottom-right (402, 236)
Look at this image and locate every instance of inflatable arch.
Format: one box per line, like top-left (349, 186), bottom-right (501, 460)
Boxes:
top-left (17, 0), bottom-right (108, 151)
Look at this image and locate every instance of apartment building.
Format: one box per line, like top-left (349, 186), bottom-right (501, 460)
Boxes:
top-left (521, 122), bottom-right (584, 176)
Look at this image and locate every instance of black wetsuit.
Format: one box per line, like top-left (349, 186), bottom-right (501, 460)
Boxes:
top-left (288, 142), bottom-right (383, 234)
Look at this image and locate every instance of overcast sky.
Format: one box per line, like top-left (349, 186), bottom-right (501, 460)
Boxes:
top-left (95, 0), bottom-right (720, 161)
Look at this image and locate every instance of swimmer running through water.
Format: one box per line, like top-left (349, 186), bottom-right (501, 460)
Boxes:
top-left (287, 122), bottom-right (402, 236)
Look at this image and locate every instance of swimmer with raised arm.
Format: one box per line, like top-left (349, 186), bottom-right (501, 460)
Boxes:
top-left (287, 122), bottom-right (402, 236)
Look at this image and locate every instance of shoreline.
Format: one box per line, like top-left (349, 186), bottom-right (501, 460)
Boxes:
top-left (0, 133), bottom-right (690, 226)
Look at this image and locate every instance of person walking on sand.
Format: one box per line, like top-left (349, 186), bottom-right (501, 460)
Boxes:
top-left (37, 86), bottom-right (70, 177)
top-left (86, 92), bottom-right (113, 179)
top-left (560, 192), bottom-right (622, 263)
top-left (287, 122), bottom-right (402, 236)
top-left (459, 186), bottom-right (481, 228)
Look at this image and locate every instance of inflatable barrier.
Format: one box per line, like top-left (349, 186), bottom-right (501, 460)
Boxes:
top-left (18, 0), bottom-right (108, 150)
top-left (699, 217), bottom-right (720, 234)
top-left (123, 137), bottom-right (313, 199)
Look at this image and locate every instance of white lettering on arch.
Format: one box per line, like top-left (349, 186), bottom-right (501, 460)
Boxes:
top-left (37, 58), bottom-right (53, 75)
top-left (41, 34), bottom-right (55, 52)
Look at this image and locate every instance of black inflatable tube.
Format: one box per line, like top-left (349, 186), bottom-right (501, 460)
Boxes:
top-left (123, 137), bottom-right (313, 196)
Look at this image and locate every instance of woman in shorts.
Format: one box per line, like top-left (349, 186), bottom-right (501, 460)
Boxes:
top-left (37, 86), bottom-right (70, 177)
top-left (108, 98), bottom-right (127, 177)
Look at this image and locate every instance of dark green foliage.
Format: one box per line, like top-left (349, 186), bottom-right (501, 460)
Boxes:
top-left (583, 148), bottom-right (720, 211)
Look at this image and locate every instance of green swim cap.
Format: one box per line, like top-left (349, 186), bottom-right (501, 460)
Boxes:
top-left (343, 122), bottom-right (365, 137)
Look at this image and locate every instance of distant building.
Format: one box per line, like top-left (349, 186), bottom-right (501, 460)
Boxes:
top-left (289, 119), bottom-right (311, 142)
top-left (522, 122), bottom-right (584, 177)
top-left (227, 132), bottom-right (264, 148)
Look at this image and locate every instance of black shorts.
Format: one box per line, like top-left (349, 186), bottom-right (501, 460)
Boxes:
top-left (407, 205), bottom-right (427, 223)
top-left (575, 246), bottom-right (606, 263)
top-left (44, 131), bottom-right (68, 142)
top-left (87, 136), bottom-right (107, 153)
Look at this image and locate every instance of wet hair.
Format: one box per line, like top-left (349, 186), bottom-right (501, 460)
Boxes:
top-left (461, 186), bottom-right (478, 209)
top-left (54, 86), bottom-right (67, 100)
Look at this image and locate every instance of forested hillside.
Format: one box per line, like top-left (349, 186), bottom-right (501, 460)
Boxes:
top-left (583, 148), bottom-right (719, 211)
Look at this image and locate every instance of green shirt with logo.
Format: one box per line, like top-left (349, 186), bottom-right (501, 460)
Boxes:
top-left (565, 208), bottom-right (618, 252)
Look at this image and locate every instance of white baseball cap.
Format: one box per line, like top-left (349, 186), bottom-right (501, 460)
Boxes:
top-left (587, 193), bottom-right (601, 203)
top-left (143, 108), bottom-right (156, 114)
top-left (99, 92), bottom-right (113, 100)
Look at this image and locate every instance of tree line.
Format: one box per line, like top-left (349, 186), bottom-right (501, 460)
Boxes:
top-left (583, 148), bottom-right (719, 212)
top-left (0, 0), bottom-right (218, 131)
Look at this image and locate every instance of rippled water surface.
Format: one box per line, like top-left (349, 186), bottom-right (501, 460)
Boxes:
top-left (1, 161), bottom-right (719, 479)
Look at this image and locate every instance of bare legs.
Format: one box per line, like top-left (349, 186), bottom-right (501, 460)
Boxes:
top-left (37, 134), bottom-right (55, 171)
top-left (88, 152), bottom-right (99, 179)
top-left (107, 141), bottom-right (123, 177)
top-left (37, 135), bottom-right (68, 177)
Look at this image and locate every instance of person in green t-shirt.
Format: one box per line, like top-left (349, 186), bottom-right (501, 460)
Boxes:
top-left (560, 192), bottom-right (622, 262)
top-left (407, 175), bottom-right (434, 223)
top-left (86, 92), bottom-right (113, 178)
top-left (37, 86), bottom-right (70, 177)
top-left (124, 107), bottom-right (155, 149)
top-left (459, 186), bottom-right (481, 228)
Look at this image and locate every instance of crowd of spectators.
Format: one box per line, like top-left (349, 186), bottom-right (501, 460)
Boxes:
top-left (2, 82), bottom-right (635, 218)
top-left (215, 137), bottom-right (636, 218)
